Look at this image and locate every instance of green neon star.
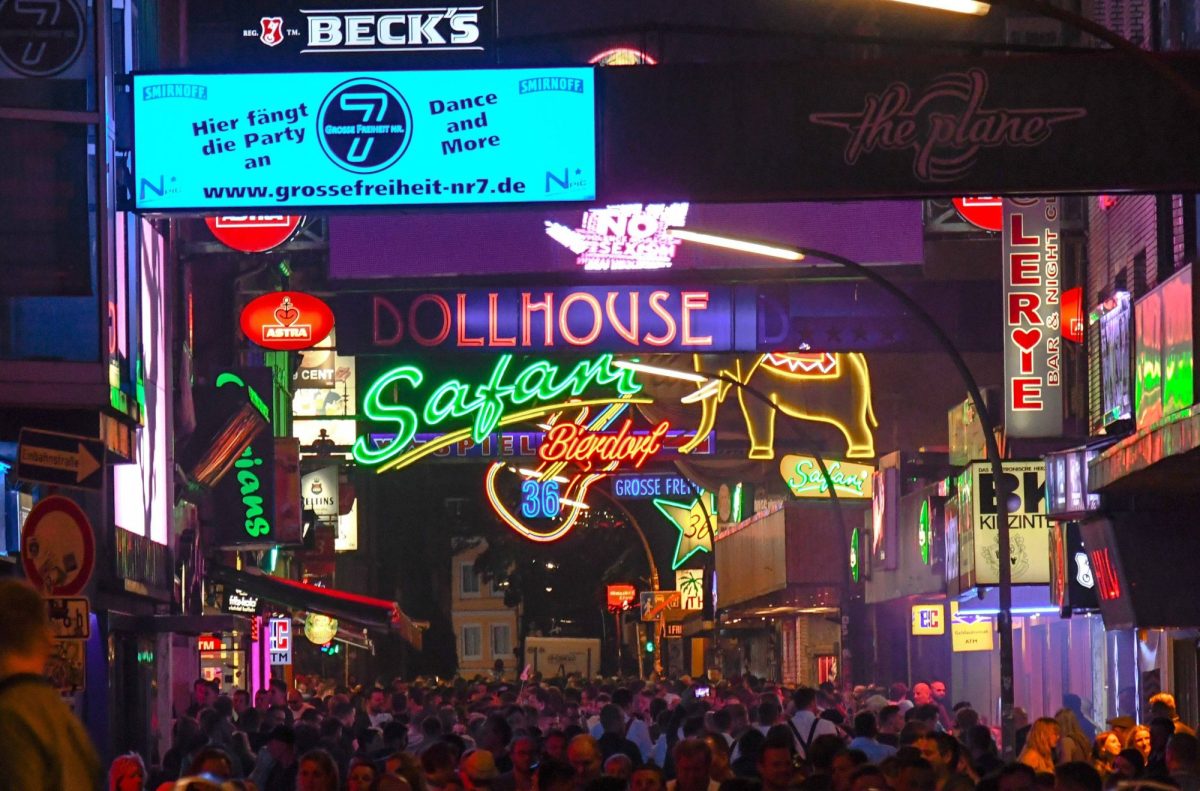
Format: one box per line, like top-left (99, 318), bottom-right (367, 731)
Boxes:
top-left (654, 493), bottom-right (717, 570)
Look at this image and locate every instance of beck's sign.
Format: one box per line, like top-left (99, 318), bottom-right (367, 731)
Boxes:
top-left (131, 68), bottom-right (595, 211)
top-left (1002, 199), bottom-right (1063, 437)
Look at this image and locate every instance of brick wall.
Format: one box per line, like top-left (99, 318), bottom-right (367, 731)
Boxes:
top-left (1085, 195), bottom-right (1186, 306)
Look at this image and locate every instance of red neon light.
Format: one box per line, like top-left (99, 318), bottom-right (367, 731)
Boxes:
top-left (197, 635), bottom-right (221, 652)
top-left (1090, 548), bottom-right (1122, 601)
top-left (537, 420), bottom-right (670, 471)
top-left (1062, 287), bottom-right (1084, 344)
top-left (607, 584), bottom-right (637, 609)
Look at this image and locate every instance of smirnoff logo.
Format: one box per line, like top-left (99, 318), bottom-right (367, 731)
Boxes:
top-left (809, 69), bottom-right (1087, 183)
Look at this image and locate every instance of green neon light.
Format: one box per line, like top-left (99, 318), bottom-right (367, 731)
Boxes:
top-left (354, 353), bottom-right (642, 468)
top-left (216, 371), bottom-right (270, 422)
top-left (849, 526), bottom-right (860, 583)
top-left (656, 491), bottom-right (716, 570)
top-left (918, 499), bottom-right (931, 566)
top-left (731, 483), bottom-right (744, 523)
top-left (235, 445), bottom-right (271, 539)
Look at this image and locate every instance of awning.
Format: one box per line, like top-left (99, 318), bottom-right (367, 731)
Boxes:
top-left (208, 564), bottom-right (423, 649)
top-left (1089, 403), bottom-right (1200, 495)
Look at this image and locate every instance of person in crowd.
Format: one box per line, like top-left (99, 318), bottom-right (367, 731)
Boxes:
top-left (1062, 696), bottom-right (1098, 744)
top-left (495, 734), bottom-right (538, 791)
top-left (1014, 710), bottom-right (1032, 756)
top-left (604, 754), bottom-right (634, 783)
top-left (879, 706), bottom-right (904, 748)
top-left (184, 747), bottom-right (235, 780)
top-left (792, 687), bottom-right (840, 760)
top-left (668, 738), bottom-right (717, 791)
top-left (597, 703), bottom-right (643, 765)
top-left (914, 732), bottom-right (972, 791)
top-left (1106, 717), bottom-right (1135, 750)
top-left (851, 765), bottom-right (889, 791)
top-left (731, 727), bottom-right (766, 778)
top-left (1053, 762), bottom-right (1101, 791)
top-left (422, 742), bottom-right (461, 791)
top-left (254, 725), bottom-right (299, 791)
top-left (996, 762), bottom-right (1038, 791)
top-left (346, 756), bottom-right (378, 791)
top-left (110, 753), bottom-right (147, 791)
top-left (964, 725), bottom-right (1003, 779)
top-left (1146, 717), bottom-right (1176, 778)
top-left (544, 730), bottom-right (570, 764)
top-left (1150, 693), bottom-right (1196, 737)
top-left (568, 735), bottom-right (603, 790)
top-left (1055, 710), bottom-right (1091, 764)
top-left (631, 764), bottom-right (667, 791)
top-left (296, 748), bottom-right (339, 791)
top-left (539, 760), bottom-right (579, 791)
top-left (1019, 718), bottom-right (1061, 775)
top-left (0, 579), bottom-right (102, 790)
top-left (462, 748), bottom-right (500, 791)
top-left (954, 710), bottom-right (980, 740)
top-left (1124, 725), bottom-right (1152, 763)
top-left (895, 756), bottom-right (938, 791)
top-left (1167, 733), bottom-right (1200, 791)
top-left (929, 682), bottom-right (954, 733)
top-left (849, 711), bottom-right (897, 764)
top-left (832, 750), bottom-right (870, 791)
top-left (703, 732), bottom-right (735, 784)
top-left (757, 735), bottom-right (797, 791)
top-left (1090, 732), bottom-right (1121, 779)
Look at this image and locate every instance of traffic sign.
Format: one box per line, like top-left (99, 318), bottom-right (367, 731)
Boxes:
top-left (46, 597), bottom-right (90, 640)
top-left (639, 590), bottom-right (681, 622)
top-left (18, 429), bottom-right (104, 490)
top-left (952, 196), bottom-right (1002, 233)
top-left (21, 496), bottom-right (96, 596)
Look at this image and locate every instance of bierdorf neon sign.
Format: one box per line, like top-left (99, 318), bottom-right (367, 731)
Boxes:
top-left (354, 353), bottom-right (646, 471)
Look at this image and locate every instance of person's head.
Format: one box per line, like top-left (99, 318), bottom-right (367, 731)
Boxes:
top-left (914, 733), bottom-right (958, 776)
top-left (1053, 762), bottom-right (1101, 791)
top-left (422, 741), bottom-right (460, 787)
top-left (543, 730), bottom-right (568, 763)
top-left (911, 684), bottom-right (933, 707)
top-left (254, 688), bottom-right (271, 711)
top-left (347, 756), bottom-right (378, 791)
top-left (1166, 733), bottom-right (1198, 774)
top-left (1150, 692), bottom-right (1179, 721)
top-left (480, 714), bottom-right (514, 756)
top-left (630, 764), bottom-right (665, 791)
top-left (997, 763), bottom-right (1037, 791)
top-left (757, 737), bottom-right (795, 791)
top-left (109, 752), bottom-right (146, 791)
top-left (232, 689), bottom-right (250, 715)
top-left (854, 711), bottom-right (878, 739)
top-left (511, 735), bottom-right (539, 774)
top-left (599, 704), bottom-right (625, 736)
top-left (793, 687), bottom-right (819, 714)
top-left (899, 721), bottom-right (931, 747)
top-left (851, 766), bottom-right (888, 791)
top-left (1094, 731), bottom-right (1121, 761)
top-left (567, 735), bottom-right (602, 786)
top-left (896, 757), bottom-right (937, 791)
top-left (1126, 725), bottom-right (1152, 758)
top-left (832, 750), bottom-right (869, 791)
top-left (602, 754), bottom-right (633, 782)
top-left (185, 747), bottom-right (234, 779)
top-left (269, 678), bottom-right (288, 707)
top-left (702, 732), bottom-right (731, 780)
top-left (462, 748), bottom-right (500, 791)
top-left (879, 705), bottom-right (903, 734)
top-left (612, 688), bottom-right (634, 713)
top-left (538, 759), bottom-right (577, 791)
top-left (266, 725), bottom-right (296, 763)
top-left (965, 725), bottom-right (996, 758)
top-left (1027, 718), bottom-right (1061, 756)
top-left (1149, 716), bottom-right (1176, 752)
top-left (930, 682), bottom-right (947, 701)
top-left (759, 696), bottom-right (782, 725)
top-left (297, 748), bottom-right (339, 791)
top-left (0, 581), bottom-right (52, 675)
top-left (954, 708), bottom-right (979, 734)
top-left (672, 738), bottom-right (714, 791)
top-left (369, 687), bottom-right (387, 712)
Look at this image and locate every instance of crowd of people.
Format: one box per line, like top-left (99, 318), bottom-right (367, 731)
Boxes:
top-left (108, 673), bottom-right (1200, 791)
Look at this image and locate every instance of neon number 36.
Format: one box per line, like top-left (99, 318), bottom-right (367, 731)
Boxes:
top-left (521, 481), bottom-right (561, 518)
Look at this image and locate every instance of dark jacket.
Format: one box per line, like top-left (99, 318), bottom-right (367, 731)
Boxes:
top-left (0, 674), bottom-right (102, 790)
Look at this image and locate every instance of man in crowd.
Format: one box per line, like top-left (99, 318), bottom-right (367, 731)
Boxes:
top-left (759, 735), bottom-right (797, 791)
top-left (567, 734), bottom-right (602, 790)
top-left (792, 687), bottom-right (840, 760)
top-left (914, 732), bottom-right (972, 791)
top-left (669, 738), bottom-right (717, 791)
top-left (0, 579), bottom-right (101, 789)
top-left (1151, 693), bottom-right (1196, 737)
top-left (849, 711), bottom-right (897, 763)
top-left (878, 705), bottom-right (904, 747)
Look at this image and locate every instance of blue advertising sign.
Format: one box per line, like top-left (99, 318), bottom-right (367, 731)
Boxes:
top-left (334, 286), bottom-right (752, 353)
top-left (131, 68), bottom-right (596, 210)
top-left (611, 474), bottom-right (696, 500)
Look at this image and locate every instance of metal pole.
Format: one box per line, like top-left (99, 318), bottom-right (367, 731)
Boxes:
top-left (615, 608), bottom-right (624, 672)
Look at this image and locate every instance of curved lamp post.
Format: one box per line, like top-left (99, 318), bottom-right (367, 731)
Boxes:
top-left (666, 228), bottom-right (1016, 756)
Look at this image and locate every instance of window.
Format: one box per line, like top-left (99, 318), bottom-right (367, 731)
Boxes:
top-left (491, 624), bottom-right (512, 659)
top-left (462, 625), bottom-right (482, 659)
top-left (460, 562), bottom-right (480, 596)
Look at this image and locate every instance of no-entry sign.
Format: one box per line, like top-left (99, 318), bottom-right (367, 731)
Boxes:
top-left (21, 496), bottom-right (96, 596)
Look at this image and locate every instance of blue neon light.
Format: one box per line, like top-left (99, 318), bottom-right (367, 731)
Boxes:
top-left (131, 68), bottom-right (596, 210)
top-left (520, 480), bottom-right (561, 519)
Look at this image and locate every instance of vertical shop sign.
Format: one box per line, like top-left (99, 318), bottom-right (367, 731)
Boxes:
top-left (1002, 198), bottom-right (1063, 437)
top-left (970, 460), bottom-right (1049, 585)
top-left (268, 617), bottom-right (292, 665)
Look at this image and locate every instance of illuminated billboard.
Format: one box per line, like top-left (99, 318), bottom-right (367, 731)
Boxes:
top-left (131, 68), bottom-right (595, 210)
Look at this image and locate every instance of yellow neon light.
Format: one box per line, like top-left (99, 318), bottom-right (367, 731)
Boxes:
top-left (676, 352), bottom-right (877, 459)
top-left (375, 397), bottom-right (652, 473)
top-left (485, 462), bottom-right (606, 542)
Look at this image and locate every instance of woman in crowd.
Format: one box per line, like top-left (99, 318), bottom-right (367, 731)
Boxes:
top-left (1054, 709), bottom-right (1091, 763)
top-left (1092, 731), bottom-right (1121, 779)
top-left (296, 748), bottom-right (339, 791)
top-left (1125, 725), bottom-right (1152, 763)
top-left (346, 756), bottom-right (378, 791)
top-left (1017, 718), bottom-right (1060, 775)
top-left (110, 753), bottom-right (147, 791)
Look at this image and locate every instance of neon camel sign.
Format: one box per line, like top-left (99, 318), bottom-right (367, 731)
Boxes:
top-left (353, 353), bottom-right (646, 472)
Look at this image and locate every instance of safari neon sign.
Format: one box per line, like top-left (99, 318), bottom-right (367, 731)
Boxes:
top-left (354, 354), bottom-right (646, 472)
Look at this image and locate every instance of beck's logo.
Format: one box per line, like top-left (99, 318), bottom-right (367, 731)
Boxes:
top-left (260, 16), bottom-right (284, 47)
top-left (809, 69), bottom-right (1087, 183)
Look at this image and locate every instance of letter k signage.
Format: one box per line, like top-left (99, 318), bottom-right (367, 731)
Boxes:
top-left (655, 492), bottom-right (717, 570)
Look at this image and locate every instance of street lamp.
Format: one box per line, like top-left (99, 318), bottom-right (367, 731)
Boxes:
top-left (665, 229), bottom-right (1016, 756)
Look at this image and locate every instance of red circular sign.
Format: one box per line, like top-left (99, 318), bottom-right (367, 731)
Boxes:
top-left (240, 291), bottom-right (335, 351)
top-left (952, 196), bottom-right (1002, 233)
top-left (205, 215), bottom-right (304, 253)
top-left (21, 496), bottom-right (96, 596)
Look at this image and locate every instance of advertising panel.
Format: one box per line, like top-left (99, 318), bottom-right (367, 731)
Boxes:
top-left (207, 370), bottom-right (278, 548)
top-left (1002, 198), bottom-right (1063, 437)
top-left (969, 461), bottom-right (1049, 586)
top-left (1134, 266), bottom-right (1194, 428)
top-left (1045, 448), bottom-right (1101, 519)
top-left (911, 604), bottom-right (945, 636)
top-left (131, 68), bottom-right (596, 211)
top-left (268, 617), bottom-right (293, 665)
top-left (1097, 293), bottom-right (1133, 429)
top-left (185, 1), bottom-right (496, 70)
top-left (779, 455), bottom-right (873, 499)
top-left (301, 466), bottom-right (339, 518)
top-left (950, 602), bottom-right (994, 652)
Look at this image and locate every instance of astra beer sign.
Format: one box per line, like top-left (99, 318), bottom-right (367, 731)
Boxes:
top-left (354, 353), bottom-right (645, 472)
top-left (338, 286), bottom-right (738, 353)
